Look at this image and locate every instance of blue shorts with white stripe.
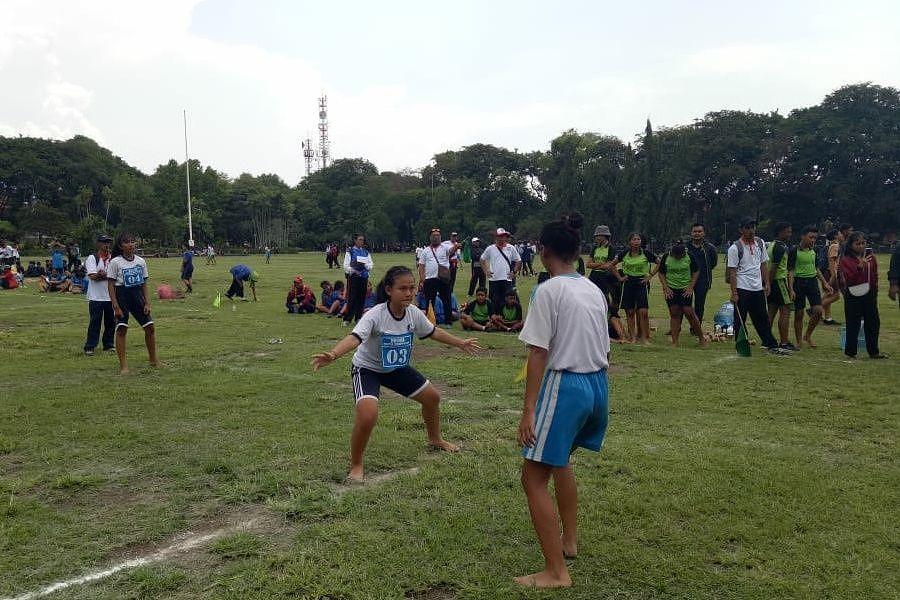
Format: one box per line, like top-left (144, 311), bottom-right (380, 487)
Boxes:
top-left (523, 369), bottom-right (608, 467)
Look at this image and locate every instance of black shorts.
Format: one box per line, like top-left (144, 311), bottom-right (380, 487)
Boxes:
top-left (621, 277), bottom-right (649, 310)
top-left (114, 286), bottom-right (153, 329)
top-left (767, 279), bottom-right (793, 307)
top-left (350, 365), bottom-right (429, 404)
top-left (665, 288), bottom-right (693, 308)
top-left (181, 268), bottom-right (193, 280)
top-left (793, 277), bottom-right (822, 311)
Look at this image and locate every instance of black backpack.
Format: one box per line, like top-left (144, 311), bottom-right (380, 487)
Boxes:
top-left (725, 237), bottom-right (765, 283)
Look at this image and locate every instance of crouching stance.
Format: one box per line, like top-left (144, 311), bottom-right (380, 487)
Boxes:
top-left (312, 266), bottom-right (482, 482)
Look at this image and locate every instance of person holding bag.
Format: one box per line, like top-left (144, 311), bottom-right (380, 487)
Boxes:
top-left (418, 228), bottom-right (456, 326)
top-left (839, 232), bottom-right (886, 359)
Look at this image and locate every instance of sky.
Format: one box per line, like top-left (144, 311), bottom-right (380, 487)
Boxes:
top-left (2, 0), bottom-right (899, 185)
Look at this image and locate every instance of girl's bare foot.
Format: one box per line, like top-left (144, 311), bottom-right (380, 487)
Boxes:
top-left (804, 337), bottom-right (817, 348)
top-left (562, 535), bottom-right (578, 559)
top-left (514, 570), bottom-right (572, 588)
top-left (347, 465), bottom-right (365, 482)
top-left (428, 439), bottom-right (460, 452)
top-left (150, 361), bottom-right (164, 368)
top-left (119, 368), bottom-right (130, 375)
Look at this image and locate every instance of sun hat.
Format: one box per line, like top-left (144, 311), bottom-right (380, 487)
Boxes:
top-left (593, 225), bottom-right (611, 237)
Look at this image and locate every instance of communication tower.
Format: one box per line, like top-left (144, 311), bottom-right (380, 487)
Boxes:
top-left (301, 135), bottom-right (316, 177)
top-left (318, 94), bottom-right (330, 170)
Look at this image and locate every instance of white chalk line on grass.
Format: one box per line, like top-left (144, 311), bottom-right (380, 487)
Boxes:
top-left (4, 518), bottom-right (261, 600)
top-left (7, 465), bottom-right (430, 600)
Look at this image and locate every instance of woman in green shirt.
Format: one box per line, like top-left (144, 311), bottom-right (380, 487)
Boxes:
top-left (586, 225), bottom-right (622, 314)
top-left (658, 240), bottom-right (707, 347)
top-left (610, 233), bottom-right (658, 344)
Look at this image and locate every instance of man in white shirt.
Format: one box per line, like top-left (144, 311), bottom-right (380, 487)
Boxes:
top-left (443, 232), bottom-right (462, 291)
top-left (726, 217), bottom-right (787, 355)
top-left (419, 228), bottom-right (458, 325)
top-left (83, 234), bottom-right (116, 355)
top-left (480, 227), bottom-right (521, 315)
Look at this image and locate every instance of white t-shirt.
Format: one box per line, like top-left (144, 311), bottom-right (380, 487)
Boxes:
top-left (351, 303), bottom-right (436, 372)
top-left (107, 255), bottom-right (149, 288)
top-left (418, 244), bottom-right (450, 280)
top-left (441, 240), bottom-right (460, 261)
top-left (481, 243), bottom-right (521, 281)
top-left (0, 245), bottom-right (11, 258)
top-left (519, 274), bottom-right (610, 372)
top-left (726, 238), bottom-right (768, 291)
top-left (84, 253), bottom-right (112, 301)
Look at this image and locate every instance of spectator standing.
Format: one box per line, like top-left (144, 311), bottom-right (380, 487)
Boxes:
top-left (418, 228), bottom-right (457, 326)
top-left (467, 237), bottom-right (486, 299)
top-left (481, 227), bottom-right (521, 314)
top-left (726, 217), bottom-right (790, 355)
top-left (766, 222), bottom-right (795, 350)
top-left (342, 234), bottom-right (373, 326)
top-left (443, 232), bottom-right (462, 292)
top-left (686, 223), bottom-right (718, 323)
top-left (888, 243), bottom-right (900, 305)
top-left (181, 245), bottom-right (194, 293)
top-left (839, 232), bottom-right (885, 359)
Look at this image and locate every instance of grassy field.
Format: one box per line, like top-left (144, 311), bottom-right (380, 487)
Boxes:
top-left (1, 252), bottom-right (897, 600)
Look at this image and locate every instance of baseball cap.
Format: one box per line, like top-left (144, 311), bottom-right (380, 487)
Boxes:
top-left (495, 227), bottom-right (510, 236)
top-left (96, 234), bottom-right (113, 243)
top-left (471, 237), bottom-right (480, 242)
top-left (739, 216), bottom-right (758, 228)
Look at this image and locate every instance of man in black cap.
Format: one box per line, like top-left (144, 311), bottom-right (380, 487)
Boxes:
top-left (83, 234), bottom-right (116, 355)
top-left (726, 218), bottom-right (790, 355)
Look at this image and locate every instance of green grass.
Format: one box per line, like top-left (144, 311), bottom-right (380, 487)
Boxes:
top-left (1, 252), bottom-right (897, 599)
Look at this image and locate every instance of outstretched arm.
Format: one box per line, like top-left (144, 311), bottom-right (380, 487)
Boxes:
top-left (429, 326), bottom-right (482, 356)
top-left (311, 334), bottom-right (361, 370)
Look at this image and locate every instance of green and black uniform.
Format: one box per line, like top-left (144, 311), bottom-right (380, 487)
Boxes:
top-left (500, 303), bottom-right (523, 324)
top-left (537, 257), bottom-right (586, 284)
top-left (463, 299), bottom-right (492, 325)
top-left (789, 246), bottom-right (822, 311)
top-left (615, 249), bottom-right (658, 310)
top-left (767, 240), bottom-right (792, 307)
top-left (589, 244), bottom-right (622, 313)
top-left (659, 252), bottom-right (698, 307)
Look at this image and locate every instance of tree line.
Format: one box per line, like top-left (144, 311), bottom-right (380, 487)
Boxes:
top-left (0, 83), bottom-right (897, 252)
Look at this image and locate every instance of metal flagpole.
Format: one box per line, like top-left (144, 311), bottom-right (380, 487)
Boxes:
top-left (183, 109), bottom-right (194, 247)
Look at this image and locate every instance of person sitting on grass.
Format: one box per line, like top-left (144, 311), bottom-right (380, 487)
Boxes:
top-left (107, 232), bottom-right (159, 374)
top-left (286, 276), bottom-right (316, 314)
top-left (311, 265), bottom-right (482, 482)
top-left (516, 212), bottom-right (609, 589)
top-left (226, 264), bottom-right (258, 302)
top-left (41, 268), bottom-right (69, 292)
top-left (491, 290), bottom-right (524, 332)
top-left (316, 280), bottom-right (340, 315)
top-left (460, 287), bottom-right (495, 332)
top-left (68, 264), bottom-right (89, 294)
top-left (362, 280), bottom-right (377, 313)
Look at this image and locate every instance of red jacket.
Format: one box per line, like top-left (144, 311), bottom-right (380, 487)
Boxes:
top-left (840, 254), bottom-right (878, 288)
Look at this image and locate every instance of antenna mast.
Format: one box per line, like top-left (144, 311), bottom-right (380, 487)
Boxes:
top-left (301, 134), bottom-right (316, 177)
top-left (318, 94), bottom-right (330, 170)
top-left (183, 109), bottom-right (194, 247)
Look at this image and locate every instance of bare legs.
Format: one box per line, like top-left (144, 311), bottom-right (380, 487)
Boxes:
top-left (348, 384), bottom-right (458, 481)
top-left (515, 460), bottom-right (574, 589)
top-left (114, 324), bottom-right (158, 374)
top-left (795, 305), bottom-right (823, 348)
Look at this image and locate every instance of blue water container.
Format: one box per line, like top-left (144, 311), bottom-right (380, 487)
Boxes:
top-left (839, 323), bottom-right (866, 351)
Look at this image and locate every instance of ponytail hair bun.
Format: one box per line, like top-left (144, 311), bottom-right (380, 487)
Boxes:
top-left (564, 212), bottom-right (584, 232)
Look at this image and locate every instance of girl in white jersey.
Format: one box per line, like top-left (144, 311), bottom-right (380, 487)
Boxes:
top-left (515, 212), bottom-right (610, 589)
top-left (312, 266), bottom-right (482, 482)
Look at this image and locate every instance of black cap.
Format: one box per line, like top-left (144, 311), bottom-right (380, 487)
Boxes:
top-left (739, 216), bottom-right (757, 228)
top-left (96, 234), bottom-right (113, 243)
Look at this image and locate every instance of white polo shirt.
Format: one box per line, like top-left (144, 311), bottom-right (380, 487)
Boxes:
top-left (481, 243), bottom-right (521, 281)
top-left (418, 244), bottom-right (450, 280)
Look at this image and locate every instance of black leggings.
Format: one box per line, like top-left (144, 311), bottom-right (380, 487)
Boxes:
top-left (842, 291), bottom-right (880, 357)
top-left (423, 277), bottom-right (453, 324)
top-left (468, 267), bottom-right (486, 296)
top-left (343, 274), bottom-right (367, 323)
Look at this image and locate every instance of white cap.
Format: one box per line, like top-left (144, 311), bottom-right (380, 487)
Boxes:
top-left (495, 227), bottom-right (510, 236)
top-left (471, 237), bottom-right (480, 242)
